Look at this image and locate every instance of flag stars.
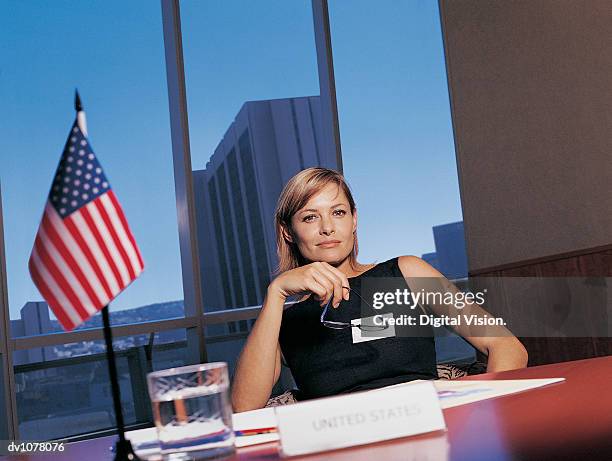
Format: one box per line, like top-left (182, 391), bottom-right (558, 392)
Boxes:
top-left (52, 130), bottom-right (111, 218)
top-left (72, 127), bottom-right (78, 133)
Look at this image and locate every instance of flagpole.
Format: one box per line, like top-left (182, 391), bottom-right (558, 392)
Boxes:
top-left (74, 90), bottom-right (140, 460)
top-left (101, 305), bottom-right (141, 461)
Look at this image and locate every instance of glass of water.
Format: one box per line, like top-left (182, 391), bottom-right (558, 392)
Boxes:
top-left (147, 362), bottom-right (235, 460)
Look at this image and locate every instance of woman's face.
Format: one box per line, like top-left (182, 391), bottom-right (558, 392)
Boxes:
top-left (287, 183), bottom-right (357, 266)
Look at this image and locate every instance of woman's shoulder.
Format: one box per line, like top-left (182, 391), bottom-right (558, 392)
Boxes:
top-left (396, 255), bottom-right (443, 278)
top-left (351, 257), bottom-right (397, 278)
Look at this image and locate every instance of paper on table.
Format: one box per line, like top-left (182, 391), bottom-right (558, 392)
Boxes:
top-left (374, 377), bottom-right (565, 408)
top-left (125, 427), bottom-right (160, 460)
top-left (232, 407), bottom-right (276, 431)
top-left (126, 407), bottom-right (280, 459)
top-left (434, 378), bottom-right (565, 408)
top-left (232, 407), bottom-right (279, 447)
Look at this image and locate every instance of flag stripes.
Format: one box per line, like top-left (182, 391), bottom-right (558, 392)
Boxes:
top-left (29, 255), bottom-right (79, 330)
top-left (30, 194), bottom-right (143, 331)
top-left (44, 207), bottom-right (109, 305)
top-left (99, 193), bottom-right (140, 279)
top-left (41, 213), bottom-right (103, 309)
top-left (69, 210), bottom-right (120, 296)
top-left (36, 225), bottom-right (97, 316)
top-left (92, 199), bottom-right (134, 282)
top-left (33, 241), bottom-right (80, 326)
top-left (85, 202), bottom-right (130, 286)
top-left (107, 191), bottom-right (144, 269)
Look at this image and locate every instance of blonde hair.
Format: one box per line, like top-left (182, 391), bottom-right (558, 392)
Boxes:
top-left (274, 167), bottom-right (364, 274)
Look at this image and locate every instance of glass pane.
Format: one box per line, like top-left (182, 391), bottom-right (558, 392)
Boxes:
top-left (151, 338), bottom-right (188, 371)
top-left (9, 301), bottom-right (185, 339)
top-left (15, 354), bottom-right (144, 440)
top-left (328, 1), bottom-right (473, 362)
top-left (0, 1), bottom-right (184, 329)
top-left (12, 330), bottom-right (187, 366)
top-left (14, 331), bottom-right (187, 439)
top-left (181, 1), bottom-right (325, 362)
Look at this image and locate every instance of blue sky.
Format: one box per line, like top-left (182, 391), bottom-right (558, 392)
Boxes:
top-left (0, 0), bottom-right (462, 321)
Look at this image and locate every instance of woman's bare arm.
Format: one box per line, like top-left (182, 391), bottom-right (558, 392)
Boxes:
top-left (231, 287), bottom-right (285, 412)
top-left (398, 255), bottom-right (528, 372)
top-left (231, 261), bottom-right (350, 412)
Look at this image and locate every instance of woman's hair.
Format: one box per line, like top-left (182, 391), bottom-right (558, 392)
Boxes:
top-left (274, 167), bottom-right (363, 274)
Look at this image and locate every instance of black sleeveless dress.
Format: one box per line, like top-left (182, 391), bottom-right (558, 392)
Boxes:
top-left (278, 257), bottom-right (438, 400)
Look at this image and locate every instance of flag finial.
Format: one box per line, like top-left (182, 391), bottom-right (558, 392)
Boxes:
top-left (75, 89), bottom-right (83, 112)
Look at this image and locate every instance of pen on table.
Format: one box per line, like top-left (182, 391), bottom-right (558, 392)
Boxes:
top-left (235, 427), bottom-right (277, 437)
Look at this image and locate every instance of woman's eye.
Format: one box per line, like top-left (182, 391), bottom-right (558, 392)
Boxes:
top-left (303, 210), bottom-right (345, 222)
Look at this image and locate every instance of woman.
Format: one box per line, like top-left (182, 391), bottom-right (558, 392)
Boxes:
top-left (231, 167), bottom-right (527, 412)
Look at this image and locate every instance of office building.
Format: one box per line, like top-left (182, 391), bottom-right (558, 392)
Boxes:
top-left (421, 221), bottom-right (468, 279)
top-left (10, 302), bottom-right (56, 366)
top-left (193, 96), bottom-right (339, 331)
top-left (421, 252), bottom-right (439, 271)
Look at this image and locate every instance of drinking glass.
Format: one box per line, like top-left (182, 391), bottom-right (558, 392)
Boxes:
top-left (147, 362), bottom-right (235, 460)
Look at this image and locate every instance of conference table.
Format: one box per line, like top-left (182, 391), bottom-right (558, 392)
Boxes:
top-left (2, 355), bottom-right (611, 461)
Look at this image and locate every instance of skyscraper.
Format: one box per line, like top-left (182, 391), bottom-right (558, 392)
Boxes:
top-left (11, 302), bottom-right (56, 365)
top-left (193, 96), bottom-right (339, 332)
top-left (421, 221), bottom-right (468, 280)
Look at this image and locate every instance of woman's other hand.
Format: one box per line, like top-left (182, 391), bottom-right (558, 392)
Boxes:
top-left (268, 261), bottom-right (350, 308)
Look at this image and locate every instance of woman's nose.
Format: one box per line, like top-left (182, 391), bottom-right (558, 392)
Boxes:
top-left (320, 219), bottom-right (335, 235)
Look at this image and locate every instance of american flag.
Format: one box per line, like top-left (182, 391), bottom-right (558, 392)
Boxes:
top-left (28, 112), bottom-right (144, 331)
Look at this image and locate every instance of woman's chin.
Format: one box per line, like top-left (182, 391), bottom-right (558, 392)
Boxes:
top-left (310, 249), bottom-right (350, 265)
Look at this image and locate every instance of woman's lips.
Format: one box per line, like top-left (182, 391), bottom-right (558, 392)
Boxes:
top-left (318, 241), bottom-right (341, 248)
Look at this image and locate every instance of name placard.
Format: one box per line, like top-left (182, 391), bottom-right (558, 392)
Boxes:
top-left (274, 381), bottom-right (445, 457)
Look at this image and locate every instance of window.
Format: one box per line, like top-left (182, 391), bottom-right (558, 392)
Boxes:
top-left (0, 1), bottom-right (183, 334)
top-left (181, 0), bottom-right (324, 370)
top-left (328, 0), bottom-right (473, 362)
top-left (0, 0), bottom-right (187, 439)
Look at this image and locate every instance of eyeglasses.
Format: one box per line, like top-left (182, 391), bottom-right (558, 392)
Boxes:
top-left (320, 286), bottom-right (389, 331)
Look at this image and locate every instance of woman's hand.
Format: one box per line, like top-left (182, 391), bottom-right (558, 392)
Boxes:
top-left (268, 261), bottom-right (351, 308)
